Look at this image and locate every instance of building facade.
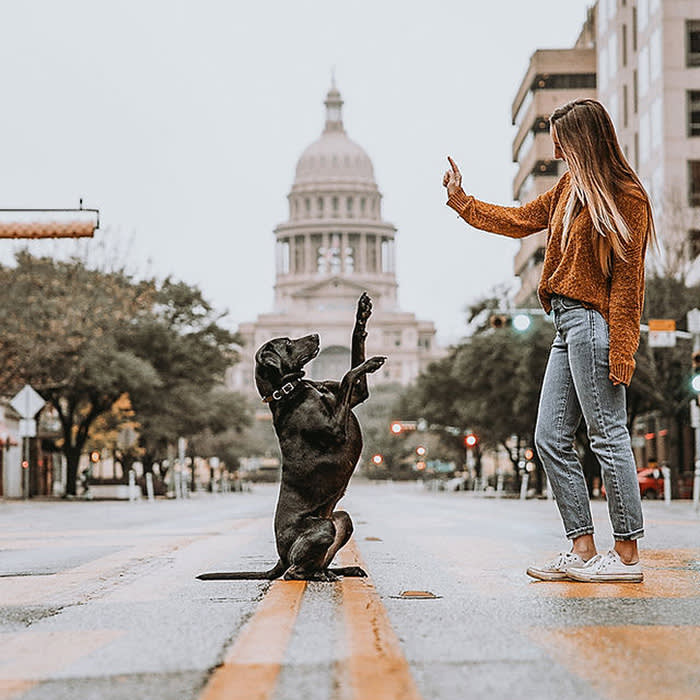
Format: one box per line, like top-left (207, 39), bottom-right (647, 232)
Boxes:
top-left (596, 0), bottom-right (700, 282)
top-left (512, 2), bottom-right (700, 305)
top-left (229, 84), bottom-right (440, 395)
top-left (510, 10), bottom-right (597, 305)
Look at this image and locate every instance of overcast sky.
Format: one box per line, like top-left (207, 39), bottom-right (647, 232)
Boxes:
top-left (0, 0), bottom-right (593, 344)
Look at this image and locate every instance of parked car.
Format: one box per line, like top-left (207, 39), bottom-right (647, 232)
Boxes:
top-left (601, 467), bottom-right (666, 500)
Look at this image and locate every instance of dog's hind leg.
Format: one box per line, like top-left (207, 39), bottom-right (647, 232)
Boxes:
top-left (322, 511), bottom-right (368, 578)
top-left (283, 517), bottom-right (338, 581)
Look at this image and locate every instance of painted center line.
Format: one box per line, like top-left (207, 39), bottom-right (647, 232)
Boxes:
top-left (198, 579), bottom-right (306, 700)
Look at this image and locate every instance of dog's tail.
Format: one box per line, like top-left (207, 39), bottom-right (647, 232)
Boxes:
top-left (196, 560), bottom-right (286, 581)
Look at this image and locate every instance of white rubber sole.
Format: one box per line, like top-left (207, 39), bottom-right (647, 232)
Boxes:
top-left (526, 567), bottom-right (570, 581)
top-left (567, 570), bottom-right (643, 583)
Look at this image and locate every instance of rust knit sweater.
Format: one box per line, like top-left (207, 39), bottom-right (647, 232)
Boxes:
top-left (447, 171), bottom-right (650, 386)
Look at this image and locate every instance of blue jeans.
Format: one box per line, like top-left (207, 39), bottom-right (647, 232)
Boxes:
top-left (534, 295), bottom-right (644, 541)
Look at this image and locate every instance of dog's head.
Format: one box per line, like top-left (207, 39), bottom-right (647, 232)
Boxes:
top-left (254, 334), bottom-right (320, 398)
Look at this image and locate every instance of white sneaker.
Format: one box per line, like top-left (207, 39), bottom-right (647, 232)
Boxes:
top-left (566, 549), bottom-right (643, 583)
top-left (526, 551), bottom-right (587, 581)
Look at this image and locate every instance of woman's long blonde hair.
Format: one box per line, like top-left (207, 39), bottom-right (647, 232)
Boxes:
top-left (550, 98), bottom-right (657, 277)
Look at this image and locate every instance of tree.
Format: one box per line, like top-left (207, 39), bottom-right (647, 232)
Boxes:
top-left (123, 278), bottom-right (250, 474)
top-left (0, 252), bottom-right (160, 495)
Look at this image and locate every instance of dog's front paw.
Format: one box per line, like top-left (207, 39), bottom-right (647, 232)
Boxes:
top-left (363, 356), bottom-right (386, 374)
top-left (356, 292), bottom-right (372, 323)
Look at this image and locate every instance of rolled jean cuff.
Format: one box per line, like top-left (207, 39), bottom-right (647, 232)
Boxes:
top-left (613, 527), bottom-right (644, 541)
top-left (565, 525), bottom-right (595, 540)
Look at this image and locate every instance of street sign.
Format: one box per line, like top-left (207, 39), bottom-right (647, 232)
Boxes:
top-left (688, 308), bottom-right (700, 334)
top-left (18, 419), bottom-right (36, 438)
top-left (10, 384), bottom-right (46, 419)
top-left (648, 319), bottom-right (676, 348)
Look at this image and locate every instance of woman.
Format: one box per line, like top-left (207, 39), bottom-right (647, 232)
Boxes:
top-left (443, 99), bottom-right (657, 583)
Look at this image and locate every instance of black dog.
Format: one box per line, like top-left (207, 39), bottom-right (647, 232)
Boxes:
top-left (197, 293), bottom-right (385, 582)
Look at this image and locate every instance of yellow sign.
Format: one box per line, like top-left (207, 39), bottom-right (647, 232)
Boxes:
top-left (648, 319), bottom-right (676, 331)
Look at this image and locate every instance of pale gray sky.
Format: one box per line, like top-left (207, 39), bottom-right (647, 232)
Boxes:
top-left (0, 0), bottom-right (593, 343)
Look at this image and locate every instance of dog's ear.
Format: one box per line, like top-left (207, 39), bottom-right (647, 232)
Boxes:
top-left (254, 344), bottom-right (283, 396)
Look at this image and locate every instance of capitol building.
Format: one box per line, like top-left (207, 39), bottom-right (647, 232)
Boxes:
top-left (228, 83), bottom-right (440, 393)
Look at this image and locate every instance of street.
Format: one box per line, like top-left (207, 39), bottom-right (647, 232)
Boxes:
top-left (1, 483), bottom-right (699, 700)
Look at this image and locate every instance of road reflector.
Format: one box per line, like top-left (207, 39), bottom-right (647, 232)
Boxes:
top-left (397, 590), bottom-right (440, 599)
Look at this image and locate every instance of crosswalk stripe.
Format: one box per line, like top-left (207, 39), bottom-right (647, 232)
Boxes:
top-left (198, 580), bottom-right (306, 700)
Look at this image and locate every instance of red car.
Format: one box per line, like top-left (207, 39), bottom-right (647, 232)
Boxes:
top-left (601, 467), bottom-right (666, 499)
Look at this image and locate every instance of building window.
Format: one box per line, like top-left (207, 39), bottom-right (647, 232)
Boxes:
top-left (293, 235), bottom-right (305, 273)
top-left (632, 7), bottom-right (638, 51)
top-left (623, 83), bottom-right (629, 127)
top-left (360, 197), bottom-right (366, 216)
top-left (332, 196), bottom-right (339, 217)
top-left (633, 70), bottom-right (638, 113)
top-left (385, 330), bottom-right (402, 348)
top-left (634, 131), bottom-right (639, 170)
top-left (305, 198), bottom-right (311, 216)
top-left (687, 21), bottom-right (700, 67)
top-left (530, 73), bottom-right (597, 91)
top-left (311, 234), bottom-right (324, 273)
top-left (345, 233), bottom-right (359, 273)
top-left (622, 24), bottom-right (628, 67)
top-left (418, 335), bottom-right (431, 351)
top-left (317, 197), bottom-right (324, 217)
top-left (688, 161), bottom-right (700, 207)
top-left (688, 91), bottom-right (700, 136)
top-left (688, 229), bottom-right (700, 258)
top-left (276, 239), bottom-right (290, 275)
top-left (346, 197), bottom-right (353, 217)
top-left (381, 238), bottom-right (394, 274)
top-left (367, 234), bottom-right (377, 272)
top-left (533, 160), bottom-right (558, 177)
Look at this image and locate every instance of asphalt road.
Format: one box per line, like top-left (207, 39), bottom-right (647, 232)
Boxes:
top-left (1, 482), bottom-right (699, 700)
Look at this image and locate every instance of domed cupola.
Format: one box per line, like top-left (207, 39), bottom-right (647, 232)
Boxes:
top-left (272, 81), bottom-right (398, 314)
top-left (293, 83), bottom-right (376, 187)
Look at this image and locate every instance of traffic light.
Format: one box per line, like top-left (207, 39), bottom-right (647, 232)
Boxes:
top-left (489, 312), bottom-right (532, 332)
top-left (390, 421), bottom-right (417, 434)
top-left (692, 350), bottom-right (700, 395)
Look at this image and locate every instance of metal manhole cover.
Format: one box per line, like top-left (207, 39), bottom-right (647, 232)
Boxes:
top-left (394, 590), bottom-right (441, 599)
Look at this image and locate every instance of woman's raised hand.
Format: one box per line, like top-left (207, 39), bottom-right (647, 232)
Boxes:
top-left (442, 156), bottom-right (463, 198)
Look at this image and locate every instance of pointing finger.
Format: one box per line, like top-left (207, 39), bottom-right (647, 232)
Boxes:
top-left (447, 156), bottom-right (461, 175)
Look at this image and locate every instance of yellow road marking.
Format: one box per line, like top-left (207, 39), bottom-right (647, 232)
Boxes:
top-left (337, 540), bottom-right (423, 700)
top-left (530, 626), bottom-right (700, 700)
top-left (0, 630), bottom-right (123, 700)
top-left (198, 580), bottom-right (306, 700)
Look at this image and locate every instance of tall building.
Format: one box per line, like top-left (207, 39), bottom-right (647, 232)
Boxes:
top-left (510, 10), bottom-right (597, 305)
top-left (596, 0), bottom-right (700, 282)
top-left (229, 83), bottom-right (440, 394)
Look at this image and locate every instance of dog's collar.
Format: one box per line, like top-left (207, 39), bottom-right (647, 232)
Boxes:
top-left (262, 374), bottom-right (304, 404)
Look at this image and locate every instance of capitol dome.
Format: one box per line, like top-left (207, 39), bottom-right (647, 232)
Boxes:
top-left (293, 85), bottom-right (376, 187)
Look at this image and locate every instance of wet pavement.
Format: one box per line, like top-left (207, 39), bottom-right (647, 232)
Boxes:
top-left (0, 482), bottom-right (699, 700)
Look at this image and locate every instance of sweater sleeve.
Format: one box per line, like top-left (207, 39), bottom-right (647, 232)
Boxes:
top-left (608, 195), bottom-right (650, 386)
top-left (445, 179), bottom-right (559, 238)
